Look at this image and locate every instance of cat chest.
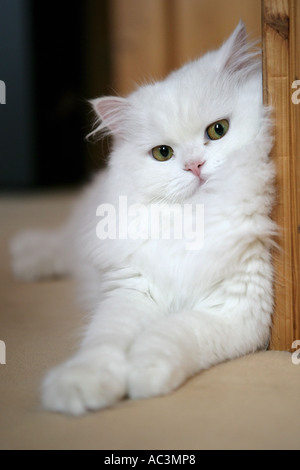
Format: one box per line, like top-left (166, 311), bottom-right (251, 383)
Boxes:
top-left (130, 239), bottom-right (209, 310)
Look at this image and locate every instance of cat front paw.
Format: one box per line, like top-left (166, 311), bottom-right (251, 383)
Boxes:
top-left (128, 354), bottom-right (185, 400)
top-left (41, 350), bottom-right (127, 415)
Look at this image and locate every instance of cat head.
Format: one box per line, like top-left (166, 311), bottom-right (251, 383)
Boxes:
top-left (90, 22), bottom-right (268, 203)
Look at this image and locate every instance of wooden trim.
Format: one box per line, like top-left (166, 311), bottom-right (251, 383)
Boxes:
top-left (262, 0), bottom-right (300, 350)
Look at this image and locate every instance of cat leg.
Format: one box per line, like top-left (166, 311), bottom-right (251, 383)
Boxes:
top-left (41, 289), bottom-right (161, 415)
top-left (10, 226), bottom-right (72, 281)
top-left (128, 308), bottom-right (270, 400)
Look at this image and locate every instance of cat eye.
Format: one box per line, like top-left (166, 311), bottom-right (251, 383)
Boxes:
top-left (206, 119), bottom-right (229, 140)
top-left (151, 145), bottom-right (174, 161)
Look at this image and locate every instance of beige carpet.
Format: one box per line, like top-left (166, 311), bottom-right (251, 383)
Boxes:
top-left (0, 191), bottom-right (299, 450)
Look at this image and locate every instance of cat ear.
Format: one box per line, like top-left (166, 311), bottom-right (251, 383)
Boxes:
top-left (88, 96), bottom-right (130, 138)
top-left (218, 21), bottom-right (259, 75)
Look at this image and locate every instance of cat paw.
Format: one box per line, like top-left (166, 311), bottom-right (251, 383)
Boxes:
top-left (41, 351), bottom-right (128, 415)
top-left (128, 355), bottom-right (184, 400)
top-left (10, 229), bottom-right (67, 281)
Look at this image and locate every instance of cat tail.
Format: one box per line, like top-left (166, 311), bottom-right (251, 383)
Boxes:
top-left (10, 222), bottom-right (74, 282)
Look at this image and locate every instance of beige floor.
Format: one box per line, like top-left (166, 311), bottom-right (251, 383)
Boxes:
top-left (0, 191), bottom-right (299, 450)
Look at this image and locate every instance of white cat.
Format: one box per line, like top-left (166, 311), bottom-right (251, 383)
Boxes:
top-left (11, 22), bottom-right (277, 415)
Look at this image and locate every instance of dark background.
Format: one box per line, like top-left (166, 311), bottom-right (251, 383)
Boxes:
top-left (0, 0), bottom-right (111, 189)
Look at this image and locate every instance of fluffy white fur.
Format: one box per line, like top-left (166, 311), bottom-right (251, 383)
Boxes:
top-left (11, 22), bottom-right (277, 415)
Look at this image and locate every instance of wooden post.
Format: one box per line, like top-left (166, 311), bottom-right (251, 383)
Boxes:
top-left (262, 0), bottom-right (300, 350)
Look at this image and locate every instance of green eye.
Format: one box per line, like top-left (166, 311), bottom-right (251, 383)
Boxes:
top-left (152, 145), bottom-right (174, 161)
top-left (206, 119), bottom-right (229, 140)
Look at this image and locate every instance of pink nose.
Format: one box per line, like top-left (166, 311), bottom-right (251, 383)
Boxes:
top-left (185, 160), bottom-right (204, 178)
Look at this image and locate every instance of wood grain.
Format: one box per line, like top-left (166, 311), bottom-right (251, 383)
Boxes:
top-left (288, 0), bottom-right (300, 349)
top-left (109, 0), bottom-right (261, 95)
top-left (262, 0), bottom-right (300, 350)
top-left (109, 0), bottom-right (170, 95)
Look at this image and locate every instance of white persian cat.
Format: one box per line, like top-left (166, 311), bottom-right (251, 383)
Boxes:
top-left (11, 22), bottom-right (276, 415)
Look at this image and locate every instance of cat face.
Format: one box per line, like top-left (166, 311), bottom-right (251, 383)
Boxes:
top-left (91, 22), bottom-right (264, 202)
